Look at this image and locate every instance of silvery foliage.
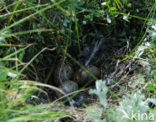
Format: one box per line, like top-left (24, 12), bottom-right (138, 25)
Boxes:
top-left (86, 80), bottom-right (108, 122)
top-left (107, 91), bottom-right (156, 121)
top-left (134, 42), bottom-right (151, 59)
top-left (89, 80), bottom-right (108, 109)
top-left (134, 22), bottom-right (156, 59)
top-left (148, 23), bottom-right (156, 41)
top-left (86, 80), bottom-right (156, 122)
top-left (115, 91), bottom-right (149, 120)
top-left (86, 105), bottom-right (104, 122)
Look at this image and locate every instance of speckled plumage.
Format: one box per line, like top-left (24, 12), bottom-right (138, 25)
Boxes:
top-left (54, 62), bottom-right (73, 85)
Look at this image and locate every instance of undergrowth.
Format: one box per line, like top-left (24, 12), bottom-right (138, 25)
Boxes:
top-left (87, 17), bottom-right (156, 122)
top-left (0, 0), bottom-right (155, 121)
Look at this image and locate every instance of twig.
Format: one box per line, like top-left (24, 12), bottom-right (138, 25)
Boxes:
top-left (85, 38), bottom-right (105, 66)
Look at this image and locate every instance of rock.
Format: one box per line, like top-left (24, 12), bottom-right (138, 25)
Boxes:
top-left (54, 62), bottom-right (73, 85)
top-left (57, 80), bottom-right (78, 97)
top-left (74, 65), bottom-right (100, 86)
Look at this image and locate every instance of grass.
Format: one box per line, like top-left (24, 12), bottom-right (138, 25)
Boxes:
top-left (0, 0), bottom-right (155, 121)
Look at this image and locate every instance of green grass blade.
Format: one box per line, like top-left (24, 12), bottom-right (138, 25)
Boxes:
top-left (0, 0), bottom-right (66, 33)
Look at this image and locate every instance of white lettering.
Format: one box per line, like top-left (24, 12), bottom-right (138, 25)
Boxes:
top-left (131, 111), bottom-right (137, 120)
top-left (141, 113), bottom-right (148, 120)
top-left (128, 111), bottom-right (155, 121)
top-left (149, 113), bottom-right (154, 120)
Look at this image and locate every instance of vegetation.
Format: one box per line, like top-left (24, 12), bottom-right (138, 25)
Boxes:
top-left (0, 0), bottom-right (156, 121)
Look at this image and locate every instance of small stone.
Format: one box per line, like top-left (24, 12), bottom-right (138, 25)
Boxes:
top-left (74, 65), bottom-right (100, 86)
